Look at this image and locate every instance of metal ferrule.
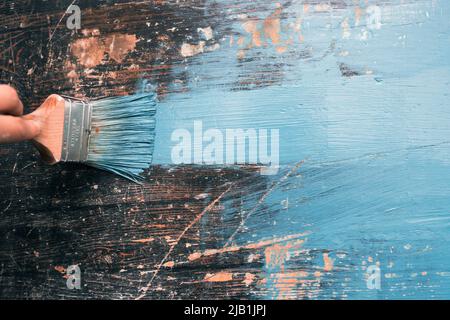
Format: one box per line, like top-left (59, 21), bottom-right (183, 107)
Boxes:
top-left (61, 96), bottom-right (92, 163)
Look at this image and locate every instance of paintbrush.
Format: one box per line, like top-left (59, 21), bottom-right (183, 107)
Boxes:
top-left (27, 92), bottom-right (157, 183)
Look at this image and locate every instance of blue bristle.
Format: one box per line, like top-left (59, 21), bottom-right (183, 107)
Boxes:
top-left (86, 92), bottom-right (157, 183)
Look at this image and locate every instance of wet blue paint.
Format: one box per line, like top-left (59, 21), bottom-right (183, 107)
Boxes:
top-left (152, 0), bottom-right (450, 299)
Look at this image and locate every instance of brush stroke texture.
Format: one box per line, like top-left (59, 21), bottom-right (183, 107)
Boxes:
top-left (0, 0), bottom-right (449, 300)
top-left (151, 0), bottom-right (450, 299)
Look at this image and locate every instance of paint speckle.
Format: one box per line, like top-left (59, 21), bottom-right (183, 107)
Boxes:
top-left (197, 26), bottom-right (213, 41)
top-left (181, 42), bottom-right (205, 57)
top-left (204, 272), bottom-right (233, 282)
top-left (323, 253), bottom-right (334, 272)
top-left (163, 261), bottom-right (175, 268)
top-left (243, 273), bottom-right (255, 286)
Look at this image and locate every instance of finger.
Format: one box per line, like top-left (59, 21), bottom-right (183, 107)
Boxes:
top-left (0, 115), bottom-right (40, 143)
top-left (0, 84), bottom-right (24, 116)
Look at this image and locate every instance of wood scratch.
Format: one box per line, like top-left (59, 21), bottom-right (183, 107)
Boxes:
top-left (9, 255), bottom-right (22, 272)
top-left (11, 152), bottom-right (21, 174)
top-left (2, 201), bottom-right (12, 213)
top-left (20, 161), bottom-right (36, 171)
top-left (9, 35), bottom-right (16, 73)
top-left (224, 160), bottom-right (304, 247)
top-left (135, 182), bottom-right (234, 300)
top-left (48, 0), bottom-right (78, 44)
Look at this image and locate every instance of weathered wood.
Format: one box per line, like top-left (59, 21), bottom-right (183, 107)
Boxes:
top-left (1, 0), bottom-right (450, 300)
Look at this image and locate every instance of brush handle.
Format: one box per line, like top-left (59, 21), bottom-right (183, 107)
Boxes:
top-left (29, 94), bottom-right (66, 164)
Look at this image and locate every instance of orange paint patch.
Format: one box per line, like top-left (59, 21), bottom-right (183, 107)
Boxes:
top-left (188, 252), bottom-right (202, 261)
top-left (54, 266), bottom-right (66, 274)
top-left (131, 237), bottom-right (155, 243)
top-left (264, 239), bottom-right (304, 271)
top-left (104, 34), bottom-right (138, 63)
top-left (242, 20), bottom-right (262, 47)
top-left (258, 233), bottom-right (326, 299)
top-left (67, 70), bottom-right (78, 80)
top-left (323, 253), bottom-right (334, 272)
top-left (180, 42), bottom-right (205, 57)
top-left (119, 252), bottom-right (134, 257)
top-left (237, 3), bottom-right (293, 56)
top-left (151, 224), bottom-right (167, 228)
top-left (204, 272), bottom-right (233, 282)
top-left (243, 273), bottom-right (256, 286)
top-left (270, 271), bottom-right (315, 300)
top-left (303, 4), bottom-right (310, 14)
top-left (71, 37), bottom-right (105, 68)
top-left (70, 33), bottom-right (137, 68)
top-left (163, 261), bottom-right (175, 268)
top-left (187, 233), bottom-right (307, 262)
top-left (263, 6), bottom-right (282, 45)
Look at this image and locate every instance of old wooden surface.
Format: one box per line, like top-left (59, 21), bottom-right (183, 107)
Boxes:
top-left (0, 0), bottom-right (305, 300)
top-left (1, 0), bottom-right (450, 299)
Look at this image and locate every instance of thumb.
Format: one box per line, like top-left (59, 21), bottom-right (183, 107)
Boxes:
top-left (0, 84), bottom-right (24, 116)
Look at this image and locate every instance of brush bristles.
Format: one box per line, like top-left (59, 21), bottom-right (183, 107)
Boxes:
top-left (86, 93), bottom-right (157, 183)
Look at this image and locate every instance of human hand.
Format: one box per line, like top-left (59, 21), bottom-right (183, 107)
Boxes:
top-left (0, 85), bottom-right (41, 143)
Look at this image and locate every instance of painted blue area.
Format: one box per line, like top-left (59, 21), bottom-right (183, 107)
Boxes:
top-left (152, 0), bottom-right (450, 299)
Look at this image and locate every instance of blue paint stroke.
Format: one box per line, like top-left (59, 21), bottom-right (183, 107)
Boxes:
top-left (151, 0), bottom-right (450, 299)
